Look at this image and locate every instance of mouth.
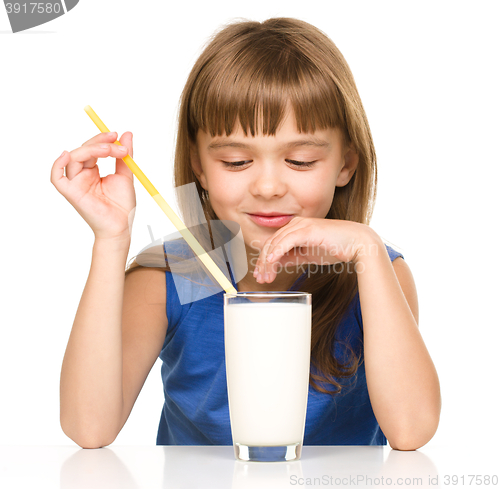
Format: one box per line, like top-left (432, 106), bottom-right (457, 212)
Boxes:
top-left (247, 213), bottom-right (294, 228)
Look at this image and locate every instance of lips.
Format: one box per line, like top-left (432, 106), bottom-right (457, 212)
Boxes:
top-left (248, 213), bottom-right (294, 228)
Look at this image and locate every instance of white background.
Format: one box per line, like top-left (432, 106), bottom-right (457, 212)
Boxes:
top-left (1, 0), bottom-right (498, 468)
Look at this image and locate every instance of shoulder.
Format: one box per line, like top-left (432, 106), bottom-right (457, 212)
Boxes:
top-left (125, 242), bottom-right (168, 307)
top-left (384, 244), bottom-right (419, 326)
top-left (130, 238), bottom-right (191, 271)
top-left (124, 261), bottom-right (167, 309)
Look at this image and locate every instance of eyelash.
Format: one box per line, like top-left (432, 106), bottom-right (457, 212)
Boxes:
top-left (221, 159), bottom-right (317, 168)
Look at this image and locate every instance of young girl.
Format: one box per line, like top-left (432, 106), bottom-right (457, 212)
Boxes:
top-left (52, 17), bottom-right (441, 451)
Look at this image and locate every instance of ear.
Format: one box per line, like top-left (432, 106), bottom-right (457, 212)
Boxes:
top-left (336, 145), bottom-right (359, 187)
top-left (190, 142), bottom-right (208, 190)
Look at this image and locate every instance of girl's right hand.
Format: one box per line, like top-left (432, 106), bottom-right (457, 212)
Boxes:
top-left (51, 131), bottom-right (137, 241)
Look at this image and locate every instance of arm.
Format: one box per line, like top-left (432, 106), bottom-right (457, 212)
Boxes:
top-left (355, 229), bottom-right (441, 450)
top-left (60, 239), bottom-right (168, 448)
top-left (252, 216), bottom-right (441, 449)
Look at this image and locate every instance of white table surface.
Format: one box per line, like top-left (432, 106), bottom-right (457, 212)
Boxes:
top-left (0, 445), bottom-right (498, 488)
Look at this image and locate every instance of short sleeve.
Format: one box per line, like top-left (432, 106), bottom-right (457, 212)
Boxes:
top-left (384, 244), bottom-right (404, 262)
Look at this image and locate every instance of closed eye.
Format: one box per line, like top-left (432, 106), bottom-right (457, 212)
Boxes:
top-left (286, 159), bottom-right (317, 168)
top-left (221, 160), bottom-right (317, 168)
top-left (221, 160), bottom-right (251, 167)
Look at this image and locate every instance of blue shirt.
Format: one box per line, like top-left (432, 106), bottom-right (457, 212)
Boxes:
top-left (157, 240), bottom-right (404, 445)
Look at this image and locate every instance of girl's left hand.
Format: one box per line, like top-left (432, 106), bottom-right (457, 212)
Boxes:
top-left (253, 217), bottom-right (375, 283)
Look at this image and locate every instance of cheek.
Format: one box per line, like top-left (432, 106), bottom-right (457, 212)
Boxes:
top-left (305, 192), bottom-right (334, 216)
top-left (298, 177), bottom-right (335, 215)
top-left (205, 172), bottom-right (242, 207)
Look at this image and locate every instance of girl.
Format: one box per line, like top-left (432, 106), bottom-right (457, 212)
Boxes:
top-left (52, 17), bottom-right (441, 450)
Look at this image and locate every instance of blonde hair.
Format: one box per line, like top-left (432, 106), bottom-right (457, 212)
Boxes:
top-left (127, 17), bottom-right (377, 395)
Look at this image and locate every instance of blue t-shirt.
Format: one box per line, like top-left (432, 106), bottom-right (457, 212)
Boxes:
top-left (156, 240), bottom-right (404, 445)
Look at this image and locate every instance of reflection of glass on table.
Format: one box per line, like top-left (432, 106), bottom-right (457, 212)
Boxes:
top-left (224, 291), bottom-right (312, 462)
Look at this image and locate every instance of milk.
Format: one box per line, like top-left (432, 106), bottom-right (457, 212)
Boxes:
top-left (224, 302), bottom-right (312, 446)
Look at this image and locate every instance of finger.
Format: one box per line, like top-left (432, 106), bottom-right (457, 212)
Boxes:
top-left (265, 216), bottom-right (304, 249)
top-left (117, 131), bottom-right (133, 158)
top-left (256, 219), bottom-right (304, 277)
top-left (268, 219), bottom-right (310, 260)
top-left (268, 228), bottom-right (309, 264)
top-left (263, 230), bottom-right (305, 282)
top-left (64, 142), bottom-right (128, 180)
top-left (115, 131), bottom-right (134, 177)
top-left (50, 151), bottom-right (71, 195)
top-left (68, 142), bottom-right (129, 167)
top-left (71, 133), bottom-right (116, 174)
top-left (254, 237), bottom-right (276, 279)
top-left (81, 131), bottom-right (117, 147)
top-left (255, 235), bottom-right (285, 282)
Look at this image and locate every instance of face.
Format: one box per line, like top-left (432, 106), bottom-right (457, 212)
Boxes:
top-left (190, 106), bottom-right (359, 273)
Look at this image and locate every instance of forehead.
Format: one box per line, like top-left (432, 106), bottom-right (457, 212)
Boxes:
top-left (198, 108), bottom-right (342, 151)
top-left (204, 134), bottom-right (333, 152)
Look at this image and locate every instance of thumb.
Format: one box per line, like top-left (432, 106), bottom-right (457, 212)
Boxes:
top-left (115, 131), bottom-right (134, 177)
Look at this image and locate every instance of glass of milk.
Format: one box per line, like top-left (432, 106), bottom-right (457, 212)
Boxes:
top-left (224, 291), bottom-right (312, 462)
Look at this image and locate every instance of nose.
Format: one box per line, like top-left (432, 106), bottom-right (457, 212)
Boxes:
top-left (249, 161), bottom-right (287, 199)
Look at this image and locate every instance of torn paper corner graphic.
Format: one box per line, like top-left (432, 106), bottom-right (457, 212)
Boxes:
top-left (135, 219), bottom-right (248, 305)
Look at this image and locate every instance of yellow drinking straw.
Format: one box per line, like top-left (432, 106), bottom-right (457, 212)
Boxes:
top-left (84, 105), bottom-right (237, 295)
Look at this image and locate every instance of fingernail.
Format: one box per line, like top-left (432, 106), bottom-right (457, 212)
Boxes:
top-left (257, 273), bottom-right (262, 282)
top-left (264, 273), bottom-right (270, 282)
top-left (118, 146), bottom-right (127, 152)
top-left (267, 253), bottom-right (274, 262)
top-left (60, 150), bottom-right (66, 157)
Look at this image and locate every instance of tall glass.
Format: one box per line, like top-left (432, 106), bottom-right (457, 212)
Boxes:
top-left (223, 291), bottom-right (312, 462)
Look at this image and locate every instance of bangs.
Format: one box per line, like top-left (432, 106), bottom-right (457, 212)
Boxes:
top-left (188, 34), bottom-right (347, 139)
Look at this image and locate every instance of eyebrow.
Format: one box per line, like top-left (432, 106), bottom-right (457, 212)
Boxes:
top-left (207, 136), bottom-right (330, 151)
